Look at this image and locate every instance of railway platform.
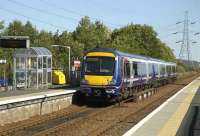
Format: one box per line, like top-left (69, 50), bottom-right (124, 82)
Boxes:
top-left (0, 88), bottom-right (77, 126)
top-left (123, 76), bottom-right (200, 136)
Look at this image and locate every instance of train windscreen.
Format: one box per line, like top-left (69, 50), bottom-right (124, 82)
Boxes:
top-left (85, 56), bottom-right (115, 76)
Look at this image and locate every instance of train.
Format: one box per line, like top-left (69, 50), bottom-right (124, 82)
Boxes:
top-left (80, 48), bottom-right (176, 102)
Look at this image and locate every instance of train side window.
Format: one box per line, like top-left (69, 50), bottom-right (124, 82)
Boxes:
top-left (174, 66), bottom-right (176, 73)
top-left (171, 66), bottom-right (173, 74)
top-left (160, 64), bottom-right (165, 75)
top-left (148, 63), bottom-right (153, 76)
top-left (173, 66), bottom-right (176, 73)
top-left (124, 62), bottom-right (131, 78)
top-left (138, 62), bottom-right (146, 77)
top-left (132, 63), bottom-right (138, 77)
top-left (167, 65), bottom-right (171, 74)
top-left (164, 65), bottom-right (167, 74)
top-left (166, 66), bottom-right (169, 74)
top-left (155, 64), bottom-right (159, 75)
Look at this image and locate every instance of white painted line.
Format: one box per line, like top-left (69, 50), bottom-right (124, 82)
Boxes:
top-left (0, 95), bottom-right (44, 106)
top-left (0, 89), bottom-right (77, 106)
top-left (123, 77), bottom-right (199, 136)
top-left (45, 90), bottom-right (76, 97)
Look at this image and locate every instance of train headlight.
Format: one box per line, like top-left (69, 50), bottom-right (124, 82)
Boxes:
top-left (105, 89), bottom-right (115, 94)
top-left (108, 79), bottom-right (116, 85)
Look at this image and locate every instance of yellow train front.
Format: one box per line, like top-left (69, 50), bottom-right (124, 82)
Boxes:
top-left (80, 48), bottom-right (122, 102)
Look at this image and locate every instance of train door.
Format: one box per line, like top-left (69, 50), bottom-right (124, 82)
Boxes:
top-left (132, 62), bottom-right (138, 78)
top-left (123, 59), bottom-right (131, 87)
top-left (157, 64), bottom-right (160, 78)
top-left (152, 64), bottom-right (156, 78)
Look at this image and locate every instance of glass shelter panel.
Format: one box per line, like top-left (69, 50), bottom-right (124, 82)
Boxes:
top-left (28, 57), bottom-right (37, 69)
top-left (38, 57), bottom-right (42, 69)
top-left (38, 72), bottom-right (42, 85)
top-left (16, 57), bottom-right (25, 69)
top-left (43, 57), bottom-right (47, 68)
top-left (14, 47), bottom-right (52, 90)
top-left (48, 57), bottom-right (51, 68)
top-left (16, 72), bottom-right (25, 88)
top-left (48, 72), bottom-right (51, 83)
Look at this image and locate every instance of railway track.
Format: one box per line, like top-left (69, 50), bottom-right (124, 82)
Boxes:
top-left (0, 96), bottom-right (122, 136)
top-left (98, 88), bottom-right (179, 136)
top-left (0, 105), bottom-right (92, 136)
top-left (0, 73), bottom-right (198, 136)
top-left (33, 74), bottom-right (197, 136)
top-left (98, 74), bottom-right (199, 136)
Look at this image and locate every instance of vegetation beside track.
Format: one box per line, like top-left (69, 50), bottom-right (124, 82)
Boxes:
top-left (0, 18), bottom-right (177, 78)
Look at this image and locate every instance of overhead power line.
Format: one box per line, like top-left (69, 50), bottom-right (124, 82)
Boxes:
top-left (39, 0), bottom-right (88, 18)
top-left (7, 0), bottom-right (78, 21)
top-left (176, 21), bottom-right (184, 24)
top-left (8, 0), bottom-right (123, 28)
top-left (0, 7), bottom-right (67, 30)
top-left (194, 32), bottom-right (200, 36)
top-left (190, 18), bottom-right (200, 24)
top-left (157, 23), bottom-right (179, 30)
top-left (39, 0), bottom-right (123, 27)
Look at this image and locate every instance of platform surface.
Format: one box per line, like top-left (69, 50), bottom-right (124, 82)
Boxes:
top-left (123, 77), bottom-right (200, 136)
top-left (0, 88), bottom-right (77, 106)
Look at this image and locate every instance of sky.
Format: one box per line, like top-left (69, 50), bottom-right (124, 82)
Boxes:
top-left (0, 0), bottom-right (200, 61)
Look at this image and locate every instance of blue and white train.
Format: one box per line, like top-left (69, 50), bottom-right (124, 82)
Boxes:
top-left (80, 48), bottom-right (176, 101)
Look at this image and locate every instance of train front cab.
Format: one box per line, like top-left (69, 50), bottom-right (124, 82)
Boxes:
top-left (80, 51), bottom-right (121, 101)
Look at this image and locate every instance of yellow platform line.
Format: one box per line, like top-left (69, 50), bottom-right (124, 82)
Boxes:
top-left (158, 80), bottom-right (200, 136)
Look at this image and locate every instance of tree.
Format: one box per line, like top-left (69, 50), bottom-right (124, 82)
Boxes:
top-left (0, 21), bottom-right (4, 37)
top-left (0, 20), bottom-right (4, 31)
top-left (24, 21), bottom-right (38, 43)
top-left (0, 21), bottom-right (13, 80)
top-left (51, 31), bottom-right (72, 69)
top-left (3, 20), bottom-right (38, 43)
top-left (110, 24), bottom-right (175, 61)
top-left (93, 21), bottom-right (111, 48)
top-left (73, 16), bottom-right (95, 52)
top-left (4, 20), bottom-right (24, 36)
top-left (0, 19), bottom-right (177, 74)
top-left (59, 31), bottom-right (83, 58)
top-left (110, 24), bottom-right (147, 55)
top-left (73, 16), bottom-right (110, 52)
top-left (36, 30), bottom-right (53, 47)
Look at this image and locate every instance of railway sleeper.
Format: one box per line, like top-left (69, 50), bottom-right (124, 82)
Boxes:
top-left (0, 109), bottom-right (72, 135)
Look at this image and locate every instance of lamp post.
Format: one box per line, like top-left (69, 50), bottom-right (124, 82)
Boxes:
top-left (51, 45), bottom-right (71, 79)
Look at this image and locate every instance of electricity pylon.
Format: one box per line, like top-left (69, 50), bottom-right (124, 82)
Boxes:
top-left (179, 11), bottom-right (191, 63)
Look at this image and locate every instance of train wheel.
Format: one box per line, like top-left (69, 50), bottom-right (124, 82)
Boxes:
top-left (122, 88), bottom-right (129, 99)
top-left (116, 93), bottom-right (122, 105)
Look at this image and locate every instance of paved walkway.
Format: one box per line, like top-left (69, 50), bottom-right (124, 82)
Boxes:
top-left (123, 77), bottom-right (200, 136)
top-left (0, 85), bottom-right (79, 98)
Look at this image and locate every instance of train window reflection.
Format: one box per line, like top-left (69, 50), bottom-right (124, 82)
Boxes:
top-left (132, 63), bottom-right (138, 77)
top-left (85, 57), bottom-right (115, 76)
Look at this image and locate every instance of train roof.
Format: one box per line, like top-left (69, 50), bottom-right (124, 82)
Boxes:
top-left (87, 48), bottom-right (176, 65)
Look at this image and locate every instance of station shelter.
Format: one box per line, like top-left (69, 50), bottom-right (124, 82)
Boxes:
top-left (13, 47), bottom-right (52, 89)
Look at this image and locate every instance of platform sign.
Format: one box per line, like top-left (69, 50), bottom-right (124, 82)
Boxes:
top-left (73, 60), bottom-right (80, 71)
top-left (74, 60), bottom-right (80, 68)
top-left (0, 36), bottom-right (30, 48)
